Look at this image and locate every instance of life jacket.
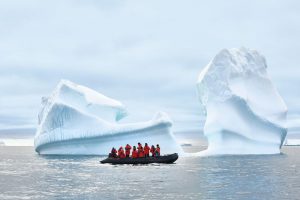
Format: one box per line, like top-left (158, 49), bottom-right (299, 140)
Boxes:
top-left (125, 144), bottom-right (132, 155)
top-left (118, 149), bottom-right (126, 158)
top-left (137, 145), bottom-right (143, 153)
top-left (118, 148), bottom-right (125, 157)
top-left (132, 150), bottom-right (138, 158)
top-left (144, 145), bottom-right (150, 154)
top-left (138, 151), bottom-right (144, 158)
top-left (120, 152), bottom-right (126, 158)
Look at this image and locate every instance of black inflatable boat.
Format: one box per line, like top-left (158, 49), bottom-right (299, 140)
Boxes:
top-left (100, 153), bottom-right (178, 164)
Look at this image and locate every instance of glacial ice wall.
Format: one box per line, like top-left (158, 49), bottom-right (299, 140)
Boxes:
top-left (197, 47), bottom-right (287, 155)
top-left (34, 80), bottom-right (182, 155)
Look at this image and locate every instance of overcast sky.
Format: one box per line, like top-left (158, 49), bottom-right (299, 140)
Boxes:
top-left (0, 0), bottom-right (300, 134)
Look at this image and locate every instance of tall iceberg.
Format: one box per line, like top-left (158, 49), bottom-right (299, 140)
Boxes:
top-left (34, 80), bottom-right (182, 155)
top-left (197, 47), bottom-right (287, 155)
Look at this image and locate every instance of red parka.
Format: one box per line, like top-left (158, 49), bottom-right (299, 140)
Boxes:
top-left (132, 149), bottom-right (138, 158)
top-left (118, 147), bottom-right (126, 158)
top-left (144, 145), bottom-right (150, 155)
top-left (125, 144), bottom-right (132, 156)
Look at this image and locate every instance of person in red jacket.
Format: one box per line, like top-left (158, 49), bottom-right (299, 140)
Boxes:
top-left (150, 145), bottom-right (156, 157)
top-left (137, 142), bottom-right (144, 158)
top-left (118, 146), bottom-right (126, 158)
top-left (155, 144), bottom-right (160, 157)
top-left (144, 143), bottom-right (150, 157)
top-left (139, 150), bottom-right (144, 158)
top-left (131, 146), bottom-right (138, 158)
top-left (125, 144), bottom-right (132, 157)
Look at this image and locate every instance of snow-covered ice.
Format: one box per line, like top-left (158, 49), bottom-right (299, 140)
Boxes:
top-left (34, 80), bottom-right (182, 155)
top-left (284, 139), bottom-right (300, 146)
top-left (197, 47), bottom-right (288, 155)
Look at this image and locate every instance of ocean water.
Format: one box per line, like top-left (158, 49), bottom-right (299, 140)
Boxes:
top-left (0, 146), bottom-right (300, 200)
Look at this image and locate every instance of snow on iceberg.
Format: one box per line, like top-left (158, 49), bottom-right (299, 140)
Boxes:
top-left (34, 80), bottom-right (182, 155)
top-left (197, 47), bottom-right (288, 155)
top-left (284, 139), bottom-right (300, 146)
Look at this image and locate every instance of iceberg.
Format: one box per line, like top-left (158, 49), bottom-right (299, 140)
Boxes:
top-left (284, 139), bottom-right (300, 146)
top-left (0, 141), bottom-right (5, 146)
top-left (197, 47), bottom-right (288, 155)
top-left (34, 80), bottom-right (182, 155)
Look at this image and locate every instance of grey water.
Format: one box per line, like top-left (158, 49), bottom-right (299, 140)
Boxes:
top-left (0, 146), bottom-right (300, 200)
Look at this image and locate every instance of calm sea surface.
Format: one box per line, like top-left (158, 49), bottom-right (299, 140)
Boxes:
top-left (0, 146), bottom-right (299, 200)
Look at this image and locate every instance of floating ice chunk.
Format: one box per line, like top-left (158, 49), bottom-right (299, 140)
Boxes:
top-left (284, 139), bottom-right (300, 146)
top-left (197, 47), bottom-right (288, 155)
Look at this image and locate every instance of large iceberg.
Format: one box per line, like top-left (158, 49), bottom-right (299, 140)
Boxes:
top-left (34, 80), bottom-right (182, 155)
top-left (197, 47), bottom-right (288, 155)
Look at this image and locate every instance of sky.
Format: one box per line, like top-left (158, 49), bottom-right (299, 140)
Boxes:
top-left (0, 0), bottom-right (300, 137)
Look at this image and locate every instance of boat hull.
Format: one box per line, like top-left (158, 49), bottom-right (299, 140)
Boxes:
top-left (100, 153), bottom-right (178, 164)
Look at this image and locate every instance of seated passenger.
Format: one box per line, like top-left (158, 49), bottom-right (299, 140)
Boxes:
top-left (150, 145), bottom-right (156, 157)
top-left (137, 142), bottom-right (144, 158)
top-left (109, 147), bottom-right (117, 158)
top-left (131, 146), bottom-right (138, 158)
top-left (118, 146), bottom-right (126, 159)
top-left (144, 143), bottom-right (150, 157)
top-left (139, 150), bottom-right (144, 158)
top-left (155, 144), bottom-right (160, 157)
top-left (125, 144), bottom-right (132, 158)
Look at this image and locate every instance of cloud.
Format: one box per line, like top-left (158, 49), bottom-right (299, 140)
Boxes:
top-left (0, 0), bottom-right (300, 132)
